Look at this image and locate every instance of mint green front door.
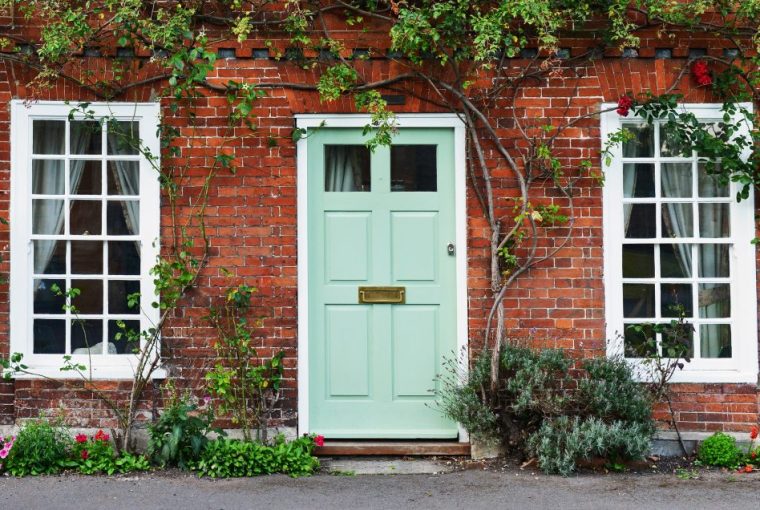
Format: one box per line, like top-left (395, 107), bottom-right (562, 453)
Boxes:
top-left (308, 127), bottom-right (459, 438)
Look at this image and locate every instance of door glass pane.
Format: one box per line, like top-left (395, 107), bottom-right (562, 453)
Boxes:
top-left (71, 160), bottom-right (102, 195)
top-left (391, 145), bottom-right (437, 191)
top-left (661, 283), bottom-right (693, 317)
top-left (660, 124), bottom-right (690, 157)
top-left (660, 244), bottom-right (692, 278)
top-left (70, 200), bottom-right (102, 235)
top-left (109, 320), bottom-right (141, 354)
top-left (32, 200), bottom-right (65, 235)
top-left (71, 120), bottom-right (102, 155)
top-left (107, 121), bottom-right (140, 155)
top-left (32, 160), bottom-right (64, 195)
top-left (698, 162), bottom-right (729, 197)
top-left (107, 201), bottom-right (139, 235)
top-left (700, 324), bottom-right (731, 358)
top-left (699, 203), bottom-right (730, 238)
top-left (109, 280), bottom-right (140, 314)
top-left (71, 279), bottom-right (103, 314)
top-left (623, 164), bottom-right (654, 197)
top-left (624, 204), bottom-right (656, 238)
top-left (71, 320), bottom-right (104, 353)
top-left (109, 241), bottom-right (141, 275)
top-left (661, 203), bottom-right (693, 238)
top-left (622, 244), bottom-right (654, 277)
top-left (698, 244), bottom-right (729, 278)
top-left (107, 161), bottom-right (140, 195)
top-left (72, 241), bottom-right (102, 274)
top-left (623, 284), bottom-right (655, 318)
top-left (33, 120), bottom-right (65, 154)
top-left (33, 240), bottom-right (65, 274)
top-left (622, 123), bottom-right (654, 157)
top-left (324, 145), bottom-right (371, 192)
top-left (698, 283), bottom-right (730, 318)
top-left (33, 319), bottom-right (66, 354)
top-left (33, 279), bottom-right (65, 314)
top-left (661, 163), bottom-right (692, 197)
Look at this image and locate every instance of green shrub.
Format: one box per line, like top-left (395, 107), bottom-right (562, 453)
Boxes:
top-left (698, 432), bottom-right (742, 467)
top-left (437, 344), bottom-right (655, 475)
top-left (148, 392), bottom-right (217, 469)
top-left (2, 417), bottom-right (71, 476)
top-left (190, 435), bottom-right (319, 478)
top-left (66, 430), bottom-right (151, 475)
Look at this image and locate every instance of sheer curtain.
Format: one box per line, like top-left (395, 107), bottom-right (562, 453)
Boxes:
top-left (660, 169), bottom-right (692, 277)
top-left (325, 146), bottom-right (360, 192)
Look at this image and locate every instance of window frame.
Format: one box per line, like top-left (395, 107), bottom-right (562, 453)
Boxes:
top-left (601, 102), bottom-right (758, 384)
top-left (9, 100), bottom-right (162, 379)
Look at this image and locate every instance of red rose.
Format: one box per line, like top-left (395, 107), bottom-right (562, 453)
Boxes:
top-left (81, 449), bottom-right (89, 460)
top-left (750, 425), bottom-right (758, 440)
top-left (616, 95), bottom-right (634, 117)
top-left (94, 430), bottom-right (109, 442)
top-left (314, 435), bottom-right (325, 447)
top-left (691, 60), bottom-right (712, 87)
top-left (75, 434), bottom-right (87, 444)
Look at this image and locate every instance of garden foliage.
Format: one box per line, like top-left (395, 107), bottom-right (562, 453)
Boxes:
top-left (438, 344), bottom-right (655, 474)
top-left (697, 432), bottom-right (743, 468)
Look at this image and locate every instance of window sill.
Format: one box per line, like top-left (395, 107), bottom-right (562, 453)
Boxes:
top-left (7, 364), bottom-right (167, 381)
top-left (629, 365), bottom-right (757, 384)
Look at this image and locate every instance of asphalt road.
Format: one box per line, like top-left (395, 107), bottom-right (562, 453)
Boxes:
top-left (2, 468), bottom-right (758, 509)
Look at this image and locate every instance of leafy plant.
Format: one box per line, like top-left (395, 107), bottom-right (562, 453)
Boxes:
top-left (1, 417), bottom-right (71, 476)
top-left (206, 284), bottom-right (285, 442)
top-left (148, 390), bottom-right (218, 469)
top-left (190, 435), bottom-right (319, 478)
top-left (698, 432), bottom-right (742, 468)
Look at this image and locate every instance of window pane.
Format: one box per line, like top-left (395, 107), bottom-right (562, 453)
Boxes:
top-left (33, 120), bottom-right (65, 154)
top-left (324, 145), bottom-right (371, 192)
top-left (661, 322), bottom-right (694, 359)
top-left (698, 162), bottom-right (729, 197)
top-left (623, 284), bottom-right (655, 318)
top-left (33, 319), bottom-right (65, 354)
top-left (622, 124), bottom-right (654, 157)
top-left (33, 240), bottom-right (65, 274)
top-left (698, 244), bottom-right (729, 278)
top-left (33, 279), bottom-right (65, 314)
top-left (70, 200), bottom-right (102, 235)
top-left (109, 320), bottom-right (141, 354)
top-left (624, 204), bottom-right (656, 238)
top-left (109, 280), bottom-right (140, 314)
top-left (391, 145), bottom-right (437, 191)
top-left (624, 324), bottom-right (656, 358)
top-left (700, 324), bottom-right (731, 358)
top-left (32, 200), bottom-right (65, 235)
top-left (661, 163), bottom-right (692, 197)
top-left (661, 203), bottom-right (693, 238)
top-left (107, 201), bottom-right (139, 235)
top-left (622, 244), bottom-right (654, 278)
top-left (698, 283), bottom-right (730, 318)
top-left (660, 124), bottom-right (690, 157)
top-left (107, 161), bottom-right (140, 195)
top-left (71, 160), bottom-right (102, 195)
top-left (108, 241), bottom-right (141, 275)
top-left (32, 160), bottom-right (64, 195)
top-left (71, 320), bottom-right (104, 353)
top-left (107, 121), bottom-right (140, 155)
top-left (71, 241), bottom-right (102, 274)
top-left (661, 283), bottom-right (693, 317)
top-left (660, 244), bottom-right (692, 278)
top-left (70, 120), bottom-right (102, 155)
top-left (699, 203), bottom-right (730, 238)
top-left (622, 163), bottom-right (654, 197)
top-left (71, 279), bottom-right (103, 314)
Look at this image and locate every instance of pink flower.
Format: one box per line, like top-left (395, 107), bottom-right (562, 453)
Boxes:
top-left (75, 434), bottom-right (88, 444)
top-left (203, 395), bottom-right (211, 405)
top-left (0, 448), bottom-right (8, 459)
top-left (80, 449), bottom-right (89, 460)
top-left (314, 435), bottom-right (325, 447)
top-left (616, 95), bottom-right (634, 117)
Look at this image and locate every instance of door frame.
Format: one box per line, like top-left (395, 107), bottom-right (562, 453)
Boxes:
top-left (295, 114), bottom-right (468, 441)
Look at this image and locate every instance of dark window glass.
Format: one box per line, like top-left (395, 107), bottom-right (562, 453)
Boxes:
top-left (33, 319), bottom-right (66, 354)
top-left (623, 164), bottom-right (654, 197)
top-left (661, 283), bottom-right (693, 317)
top-left (624, 204), bottom-right (656, 238)
top-left (72, 241), bottom-right (103, 274)
top-left (391, 145), bottom-right (437, 191)
top-left (109, 280), bottom-right (140, 314)
top-left (324, 145), bottom-right (371, 192)
top-left (623, 284), bottom-right (655, 318)
top-left (33, 279), bottom-right (65, 314)
top-left (71, 320), bottom-right (104, 353)
top-left (109, 320), bottom-right (141, 354)
top-left (71, 121), bottom-right (103, 155)
top-left (622, 244), bottom-right (654, 278)
top-left (70, 200), bottom-right (102, 235)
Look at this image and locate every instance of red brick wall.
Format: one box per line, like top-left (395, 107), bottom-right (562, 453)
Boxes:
top-left (0, 30), bottom-right (757, 434)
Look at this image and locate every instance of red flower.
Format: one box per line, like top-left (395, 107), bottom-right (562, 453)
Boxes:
top-left (744, 465), bottom-right (753, 473)
top-left (94, 430), bottom-right (109, 442)
top-left (75, 434), bottom-right (87, 444)
top-left (616, 95), bottom-right (634, 117)
top-left (314, 435), bottom-right (325, 447)
top-left (691, 60), bottom-right (713, 87)
top-left (750, 425), bottom-right (758, 440)
top-left (80, 449), bottom-right (89, 460)
top-left (751, 452), bottom-right (757, 459)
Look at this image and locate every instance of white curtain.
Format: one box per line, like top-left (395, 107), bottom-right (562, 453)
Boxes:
top-left (623, 167), bottom-right (637, 233)
top-left (106, 158), bottom-right (140, 239)
top-left (660, 168), bottom-right (693, 277)
top-left (325, 146), bottom-right (361, 192)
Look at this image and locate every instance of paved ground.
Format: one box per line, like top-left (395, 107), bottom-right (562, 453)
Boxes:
top-left (2, 463), bottom-right (759, 510)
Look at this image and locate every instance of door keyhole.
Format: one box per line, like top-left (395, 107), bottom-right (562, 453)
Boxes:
top-left (447, 242), bottom-right (455, 256)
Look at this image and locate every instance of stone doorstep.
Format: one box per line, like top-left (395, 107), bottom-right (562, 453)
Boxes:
top-left (320, 457), bottom-right (455, 475)
top-left (315, 441), bottom-right (471, 457)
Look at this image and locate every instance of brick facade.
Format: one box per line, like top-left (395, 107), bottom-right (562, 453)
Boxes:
top-left (0, 23), bottom-right (757, 435)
